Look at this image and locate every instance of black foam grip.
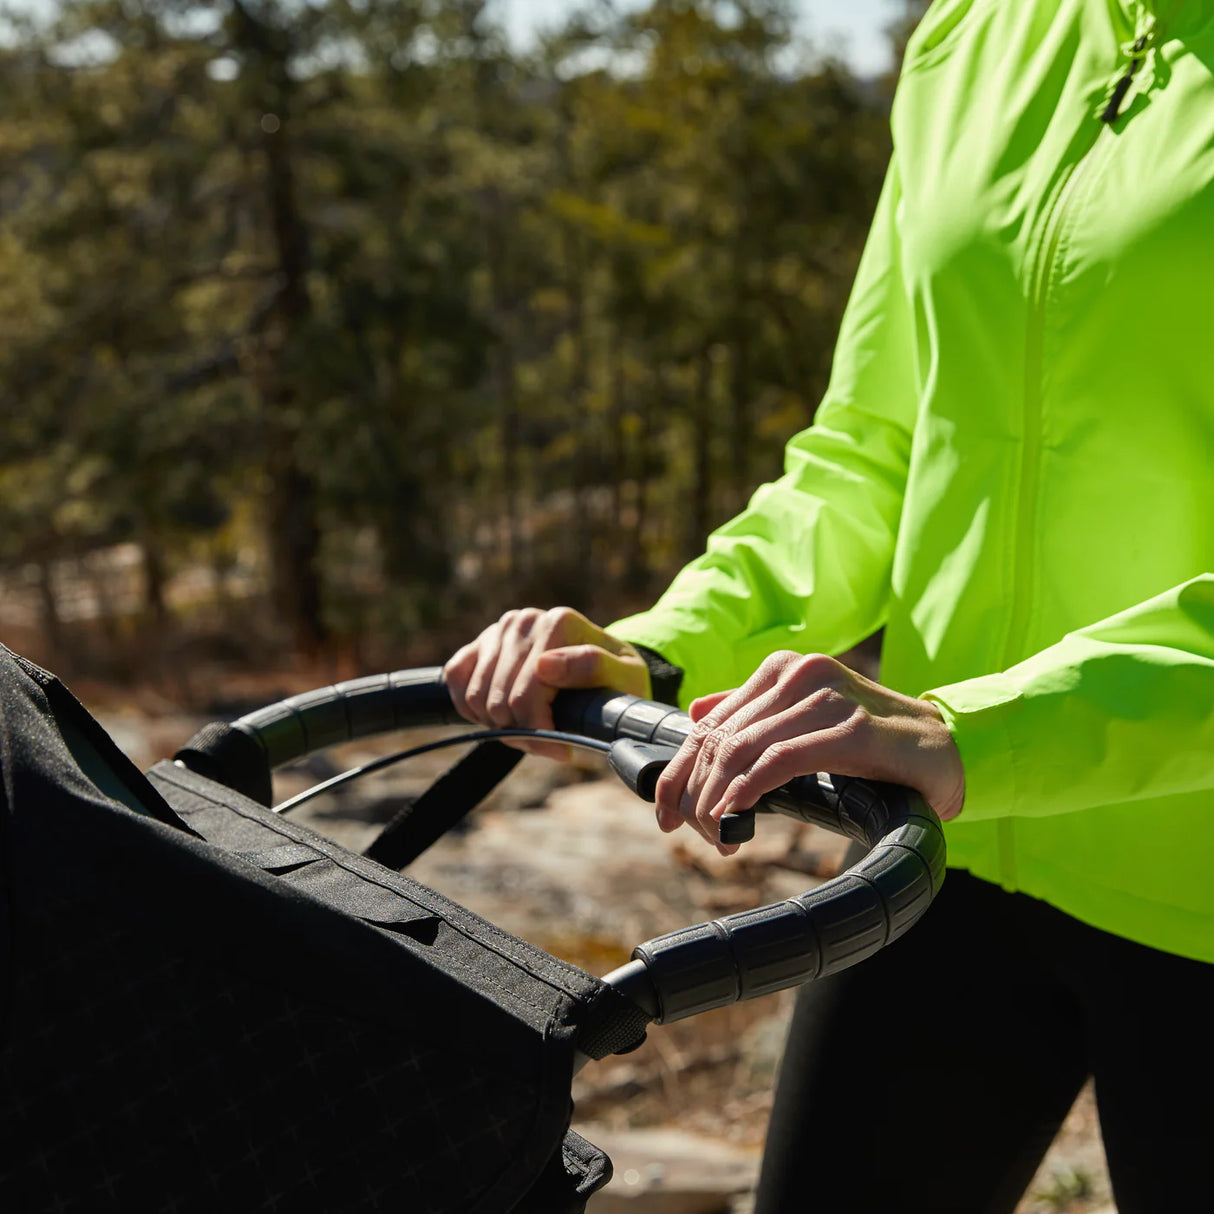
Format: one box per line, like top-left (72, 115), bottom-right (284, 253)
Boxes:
top-left (632, 808), bottom-right (944, 1022)
top-left (234, 668), bottom-right (461, 768)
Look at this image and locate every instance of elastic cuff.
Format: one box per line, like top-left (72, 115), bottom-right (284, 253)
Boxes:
top-left (630, 644), bottom-right (684, 707)
top-left (922, 671), bottom-right (1022, 822)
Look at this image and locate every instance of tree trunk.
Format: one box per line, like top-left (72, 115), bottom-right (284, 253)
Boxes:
top-left (688, 347), bottom-right (713, 562)
top-left (35, 557), bottom-right (70, 674)
top-left (484, 197), bottom-right (520, 595)
top-left (625, 361), bottom-right (656, 594)
top-left (266, 449), bottom-right (325, 658)
top-left (565, 224), bottom-right (594, 605)
top-left (729, 329), bottom-right (752, 513)
top-left (233, 0), bottom-right (328, 659)
top-left (141, 533), bottom-right (168, 627)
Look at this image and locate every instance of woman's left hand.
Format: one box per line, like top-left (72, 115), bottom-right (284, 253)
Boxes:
top-left (653, 650), bottom-right (966, 854)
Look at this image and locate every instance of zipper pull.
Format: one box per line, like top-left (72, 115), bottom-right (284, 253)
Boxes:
top-left (1101, 33), bottom-right (1151, 124)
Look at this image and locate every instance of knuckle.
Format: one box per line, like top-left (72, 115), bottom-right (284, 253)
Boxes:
top-left (516, 606), bottom-right (543, 633)
top-left (832, 705), bottom-right (873, 748)
top-left (443, 648), bottom-right (471, 678)
top-left (716, 732), bottom-right (750, 768)
top-left (759, 738), bottom-right (802, 774)
top-left (759, 650), bottom-right (797, 675)
top-left (788, 652), bottom-right (840, 686)
top-left (804, 685), bottom-right (845, 714)
top-left (535, 606), bottom-right (567, 643)
top-left (699, 727), bottom-right (728, 762)
top-left (721, 774), bottom-right (752, 811)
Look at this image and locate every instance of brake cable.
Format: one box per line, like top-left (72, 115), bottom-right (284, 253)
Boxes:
top-left (271, 728), bottom-right (612, 815)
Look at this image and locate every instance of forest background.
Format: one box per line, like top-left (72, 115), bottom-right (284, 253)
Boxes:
top-left (0, 0), bottom-right (927, 695)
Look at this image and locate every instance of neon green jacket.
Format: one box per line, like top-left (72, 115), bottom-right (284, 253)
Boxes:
top-left (610, 0), bottom-right (1214, 963)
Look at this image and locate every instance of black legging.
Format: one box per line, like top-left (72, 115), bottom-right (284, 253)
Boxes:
top-left (754, 866), bottom-right (1214, 1213)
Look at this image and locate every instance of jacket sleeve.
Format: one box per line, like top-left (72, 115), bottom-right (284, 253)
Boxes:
top-left (608, 159), bottom-right (918, 707)
top-left (924, 574), bottom-right (1214, 819)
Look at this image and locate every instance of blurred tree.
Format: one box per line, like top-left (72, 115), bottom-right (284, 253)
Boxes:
top-left (0, 0), bottom-right (898, 678)
top-left (535, 0), bottom-right (889, 575)
top-left (883, 0), bottom-right (931, 85)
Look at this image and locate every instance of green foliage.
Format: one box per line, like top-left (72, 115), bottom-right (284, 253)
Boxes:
top-left (0, 0), bottom-right (904, 673)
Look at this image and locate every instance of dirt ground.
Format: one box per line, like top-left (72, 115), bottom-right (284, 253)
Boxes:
top-left (93, 697), bottom-right (1116, 1214)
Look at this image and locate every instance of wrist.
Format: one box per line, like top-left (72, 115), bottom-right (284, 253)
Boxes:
top-left (921, 701), bottom-right (966, 821)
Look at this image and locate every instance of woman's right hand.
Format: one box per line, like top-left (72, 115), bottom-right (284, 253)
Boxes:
top-left (443, 607), bottom-right (652, 760)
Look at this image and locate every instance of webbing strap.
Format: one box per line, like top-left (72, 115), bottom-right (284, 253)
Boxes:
top-left (363, 740), bottom-right (524, 871)
top-left (175, 721), bottom-right (274, 808)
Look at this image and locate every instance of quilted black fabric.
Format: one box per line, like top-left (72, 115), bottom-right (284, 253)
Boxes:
top-left (0, 647), bottom-right (646, 1212)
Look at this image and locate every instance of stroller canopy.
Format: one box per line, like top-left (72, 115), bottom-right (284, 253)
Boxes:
top-left (0, 646), bottom-right (647, 1213)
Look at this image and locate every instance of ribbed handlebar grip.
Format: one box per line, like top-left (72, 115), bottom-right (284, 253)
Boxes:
top-left (176, 668), bottom-right (946, 1024)
top-left (628, 813), bottom-right (943, 1021)
top-left (234, 668), bottom-right (460, 767)
top-left (550, 688), bottom-right (946, 1023)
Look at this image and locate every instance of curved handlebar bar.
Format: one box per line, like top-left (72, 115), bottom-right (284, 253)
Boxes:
top-left (175, 667), bottom-right (945, 1025)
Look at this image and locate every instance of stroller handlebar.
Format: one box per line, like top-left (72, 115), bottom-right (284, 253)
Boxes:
top-left (176, 666), bottom-right (946, 1025)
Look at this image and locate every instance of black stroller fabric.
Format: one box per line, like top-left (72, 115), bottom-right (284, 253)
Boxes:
top-left (0, 646), bottom-right (647, 1212)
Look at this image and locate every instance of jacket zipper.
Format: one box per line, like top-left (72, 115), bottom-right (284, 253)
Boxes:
top-left (999, 23), bottom-right (1157, 890)
top-left (1101, 33), bottom-right (1151, 123)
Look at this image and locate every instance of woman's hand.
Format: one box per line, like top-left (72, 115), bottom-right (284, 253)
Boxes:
top-left (443, 607), bottom-right (651, 760)
top-left (654, 650), bottom-right (965, 853)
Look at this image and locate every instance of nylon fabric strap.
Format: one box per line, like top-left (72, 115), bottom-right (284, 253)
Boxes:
top-left (632, 644), bottom-right (684, 707)
top-left (175, 721), bottom-right (274, 808)
top-left (575, 984), bottom-right (650, 1059)
top-left (363, 740), bottom-right (524, 870)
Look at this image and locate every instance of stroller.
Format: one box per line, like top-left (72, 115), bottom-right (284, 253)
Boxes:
top-left (0, 643), bottom-right (944, 1212)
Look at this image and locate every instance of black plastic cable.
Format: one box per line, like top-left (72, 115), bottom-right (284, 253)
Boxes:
top-left (272, 728), bottom-right (612, 815)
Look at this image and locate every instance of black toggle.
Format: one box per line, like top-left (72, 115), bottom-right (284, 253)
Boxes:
top-left (608, 739), bottom-right (679, 801)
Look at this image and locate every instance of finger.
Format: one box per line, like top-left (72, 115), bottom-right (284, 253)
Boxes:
top-left (680, 673), bottom-right (793, 833)
top-left (691, 699), bottom-right (840, 835)
top-left (484, 609), bottom-right (542, 726)
top-left (498, 608), bottom-right (591, 731)
top-left (714, 720), bottom-right (864, 820)
top-left (443, 642), bottom-right (479, 724)
top-left (689, 690), bottom-right (731, 722)
top-left (653, 732), bottom-right (696, 833)
top-left (651, 721), bottom-right (719, 845)
top-left (535, 644), bottom-right (646, 693)
top-left (654, 714), bottom-right (734, 843)
top-left (464, 621), bottom-right (514, 724)
top-left (682, 668), bottom-right (853, 840)
top-left (512, 625), bottom-right (649, 732)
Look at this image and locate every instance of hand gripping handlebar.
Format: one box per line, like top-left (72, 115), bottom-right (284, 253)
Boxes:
top-left (175, 667), bottom-right (946, 1025)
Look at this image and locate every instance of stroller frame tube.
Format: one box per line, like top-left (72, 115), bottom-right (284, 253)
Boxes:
top-left (175, 667), bottom-right (945, 1029)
